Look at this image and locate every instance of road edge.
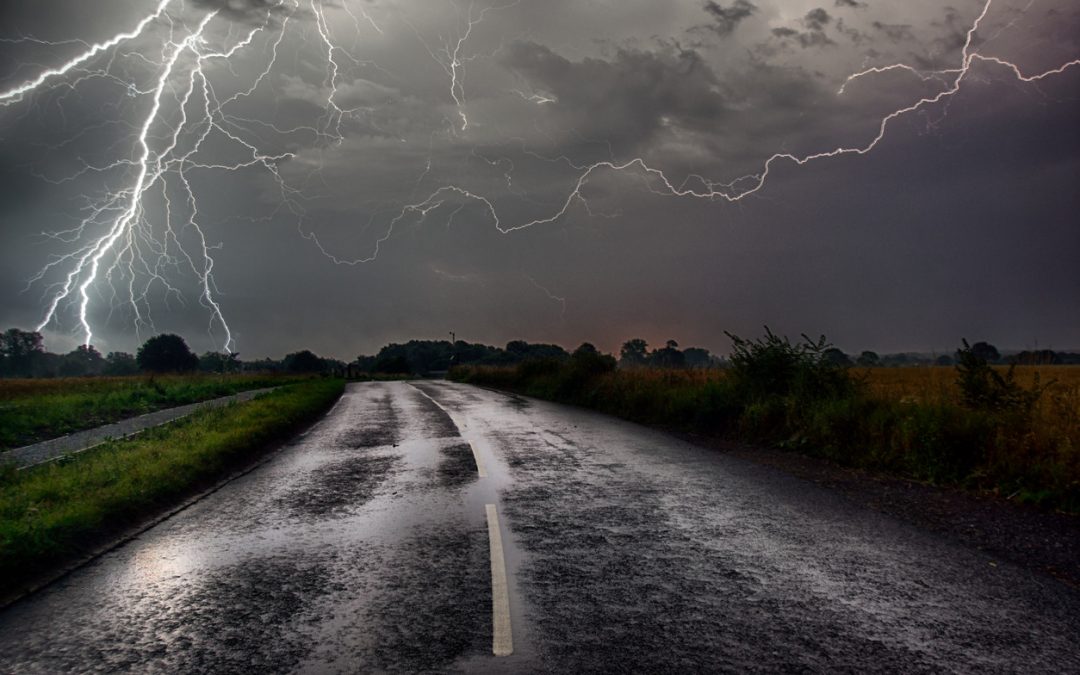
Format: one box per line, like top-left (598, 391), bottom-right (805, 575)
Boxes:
top-left (0, 385), bottom-right (345, 610)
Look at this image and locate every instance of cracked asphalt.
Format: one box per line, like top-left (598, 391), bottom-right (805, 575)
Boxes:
top-left (1, 381), bottom-right (1078, 673)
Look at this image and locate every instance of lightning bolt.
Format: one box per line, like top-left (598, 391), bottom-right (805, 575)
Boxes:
top-left (395, 0), bottom-right (1080, 236)
top-left (2, 0), bottom-right (1076, 351)
top-left (5, 0), bottom-right (348, 351)
top-left (407, 0), bottom-right (521, 132)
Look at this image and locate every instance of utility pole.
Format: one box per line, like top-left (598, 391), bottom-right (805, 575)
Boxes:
top-left (449, 331), bottom-right (456, 344)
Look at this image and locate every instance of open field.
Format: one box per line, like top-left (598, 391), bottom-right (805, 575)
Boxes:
top-left (451, 364), bottom-right (1080, 512)
top-left (0, 374), bottom-right (310, 452)
top-left (0, 378), bottom-right (344, 596)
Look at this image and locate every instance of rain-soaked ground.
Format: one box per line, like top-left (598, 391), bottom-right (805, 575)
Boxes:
top-left (1, 381), bottom-right (1078, 673)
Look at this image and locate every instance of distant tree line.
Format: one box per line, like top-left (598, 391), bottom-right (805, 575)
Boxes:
top-left (0, 328), bottom-right (346, 378)
top-left (351, 339), bottom-right (571, 377)
top-left (618, 339), bottom-right (724, 369)
top-left (3, 326), bottom-right (1078, 380)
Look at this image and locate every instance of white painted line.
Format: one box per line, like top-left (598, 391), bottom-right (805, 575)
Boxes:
top-left (485, 504), bottom-right (514, 657)
top-left (411, 384), bottom-right (487, 478)
top-left (469, 441), bottom-right (488, 478)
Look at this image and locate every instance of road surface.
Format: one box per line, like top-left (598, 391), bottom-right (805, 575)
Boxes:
top-left (1, 381), bottom-right (1078, 673)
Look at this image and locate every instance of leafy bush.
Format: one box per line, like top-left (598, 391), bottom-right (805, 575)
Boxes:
top-left (725, 327), bottom-right (856, 403)
top-left (955, 339), bottom-right (1044, 416)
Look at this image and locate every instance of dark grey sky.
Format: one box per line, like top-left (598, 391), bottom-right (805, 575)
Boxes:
top-left (1, 0), bottom-right (1077, 359)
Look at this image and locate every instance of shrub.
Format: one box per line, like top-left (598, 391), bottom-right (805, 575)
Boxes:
top-left (725, 327), bottom-right (856, 403)
top-left (955, 339), bottom-right (1044, 416)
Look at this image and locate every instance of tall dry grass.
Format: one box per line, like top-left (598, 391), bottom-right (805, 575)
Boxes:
top-left (453, 362), bottom-right (1080, 511)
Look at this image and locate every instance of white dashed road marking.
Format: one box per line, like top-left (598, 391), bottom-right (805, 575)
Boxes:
top-left (486, 503), bottom-right (514, 657)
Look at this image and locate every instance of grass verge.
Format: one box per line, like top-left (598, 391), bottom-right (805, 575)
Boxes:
top-left (451, 346), bottom-right (1079, 513)
top-left (0, 374), bottom-right (310, 451)
top-left (0, 378), bottom-right (344, 598)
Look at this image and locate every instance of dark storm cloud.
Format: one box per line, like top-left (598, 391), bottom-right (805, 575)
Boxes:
top-left (1, 0), bottom-right (1079, 358)
top-left (190, 0), bottom-right (296, 23)
top-left (805, 9), bottom-right (832, 32)
top-left (701, 1), bottom-right (757, 36)
top-left (871, 21), bottom-right (916, 43)
top-left (769, 8), bottom-right (836, 50)
top-left (502, 41), bottom-right (728, 147)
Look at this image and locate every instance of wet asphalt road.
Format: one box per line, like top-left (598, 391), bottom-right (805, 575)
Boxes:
top-left (1, 381), bottom-right (1079, 673)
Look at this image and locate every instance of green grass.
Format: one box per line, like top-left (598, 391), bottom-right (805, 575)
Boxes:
top-left (0, 378), bottom-right (344, 596)
top-left (451, 361), bottom-right (1080, 514)
top-left (0, 374), bottom-right (310, 451)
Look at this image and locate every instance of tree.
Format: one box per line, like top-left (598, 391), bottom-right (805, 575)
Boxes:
top-left (0, 328), bottom-right (45, 377)
top-left (374, 354), bottom-right (411, 374)
top-left (619, 338), bottom-right (649, 367)
top-left (60, 345), bottom-right (105, 377)
top-left (651, 340), bottom-right (686, 368)
top-left (1012, 350), bottom-right (1061, 366)
top-left (969, 341), bottom-right (1000, 364)
top-left (856, 351), bottom-right (880, 367)
top-left (682, 347), bottom-right (714, 368)
top-left (137, 334), bottom-right (199, 373)
top-left (283, 350), bottom-right (325, 373)
top-left (199, 351), bottom-right (241, 373)
top-left (570, 343), bottom-right (616, 376)
top-left (822, 348), bottom-right (853, 367)
top-left (104, 351), bottom-right (140, 376)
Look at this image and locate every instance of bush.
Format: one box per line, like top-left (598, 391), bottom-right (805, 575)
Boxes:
top-left (725, 327), bottom-right (856, 403)
top-left (955, 339), bottom-right (1044, 416)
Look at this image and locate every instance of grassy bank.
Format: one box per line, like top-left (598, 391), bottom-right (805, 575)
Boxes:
top-left (0, 378), bottom-right (344, 596)
top-left (451, 343), bottom-right (1079, 513)
top-left (0, 374), bottom-right (308, 451)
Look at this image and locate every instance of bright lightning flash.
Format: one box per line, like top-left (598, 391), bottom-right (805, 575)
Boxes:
top-left (1, 0), bottom-right (1076, 350)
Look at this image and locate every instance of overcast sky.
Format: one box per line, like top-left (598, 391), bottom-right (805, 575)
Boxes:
top-left (0, 0), bottom-right (1077, 359)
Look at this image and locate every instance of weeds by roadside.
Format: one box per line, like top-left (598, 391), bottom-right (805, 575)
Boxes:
top-left (0, 378), bottom-right (344, 597)
top-left (451, 332), bottom-right (1080, 513)
top-left (0, 374), bottom-right (311, 451)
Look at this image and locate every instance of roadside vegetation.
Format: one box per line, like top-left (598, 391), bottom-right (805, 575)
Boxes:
top-left (0, 378), bottom-right (344, 597)
top-left (0, 374), bottom-right (310, 451)
top-left (451, 333), bottom-right (1080, 513)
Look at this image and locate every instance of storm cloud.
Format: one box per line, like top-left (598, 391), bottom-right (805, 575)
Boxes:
top-left (0, 0), bottom-right (1077, 359)
top-left (702, 1), bottom-right (757, 36)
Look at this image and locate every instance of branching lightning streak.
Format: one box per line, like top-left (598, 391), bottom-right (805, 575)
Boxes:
top-left (3, 0), bottom-right (1077, 349)
top-left (435, 0), bottom-right (1078, 232)
top-left (7, 0), bottom-right (334, 350)
top-left (523, 272), bottom-right (566, 318)
top-left (408, 0), bottom-right (520, 132)
top-left (0, 0), bottom-right (173, 106)
top-left (308, 0), bottom-right (1079, 269)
